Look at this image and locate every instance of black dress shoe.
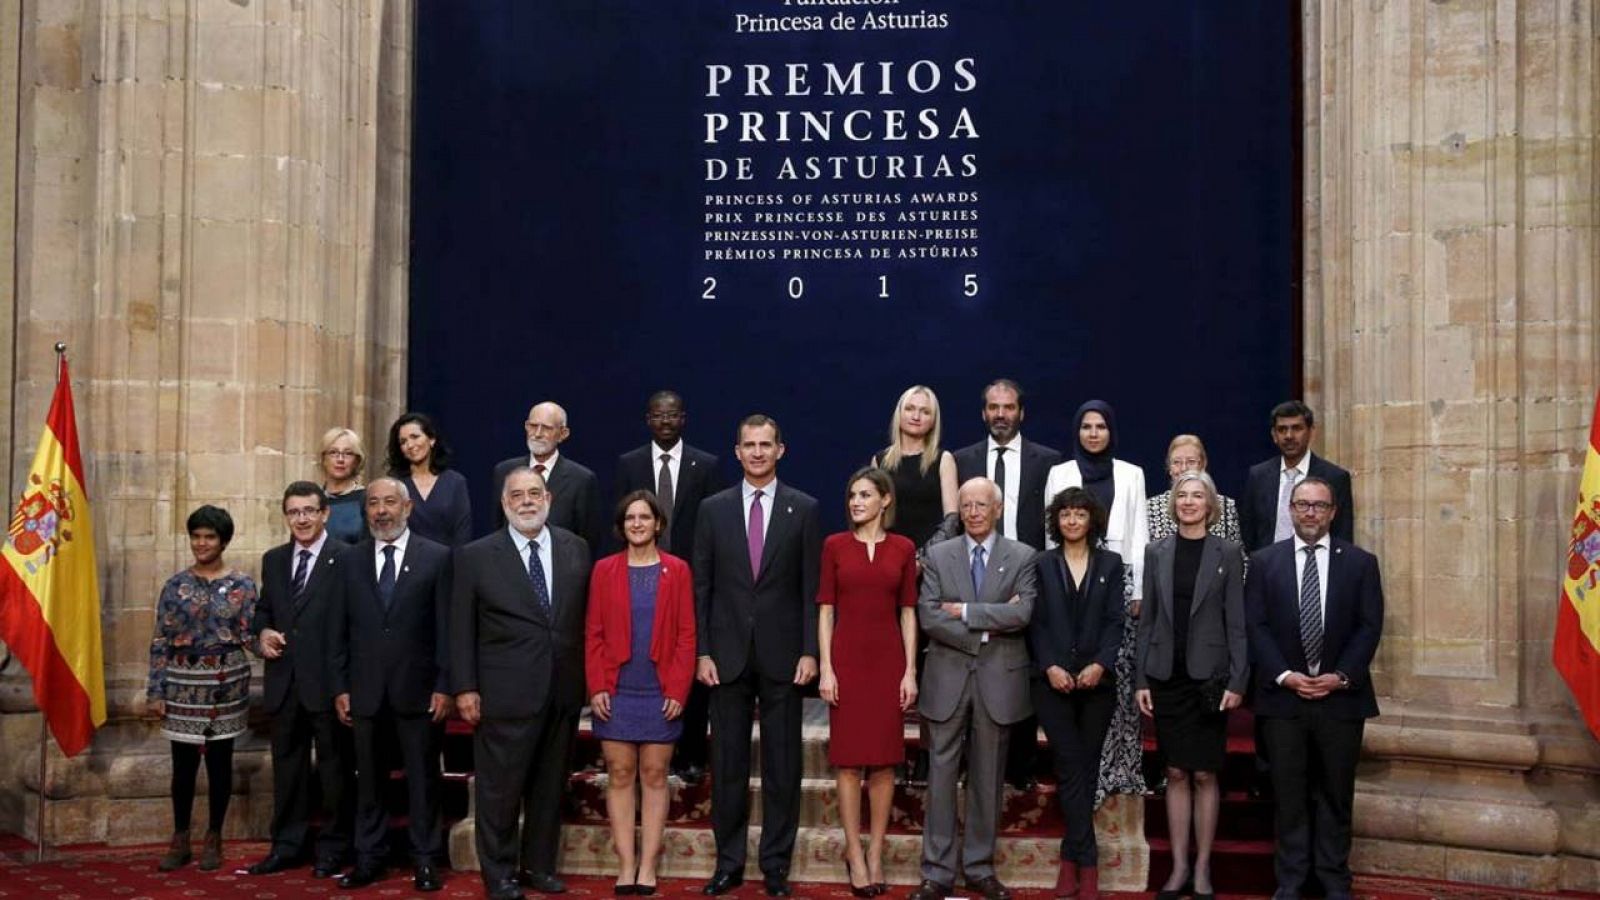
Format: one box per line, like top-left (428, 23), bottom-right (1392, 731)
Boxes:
top-left (413, 863), bottom-right (443, 892)
top-left (517, 870), bottom-right (567, 894)
top-left (634, 881), bottom-right (657, 896)
top-left (312, 859), bottom-right (344, 879)
top-left (908, 879), bottom-right (953, 900)
top-left (703, 870), bottom-right (744, 895)
top-left (246, 852), bottom-right (298, 875)
top-left (965, 874), bottom-right (1013, 900)
top-left (764, 872), bottom-right (792, 896)
top-left (676, 763), bottom-right (706, 786)
top-left (488, 879), bottom-right (526, 900)
top-left (613, 881), bottom-right (638, 895)
top-left (337, 864), bottom-right (384, 889)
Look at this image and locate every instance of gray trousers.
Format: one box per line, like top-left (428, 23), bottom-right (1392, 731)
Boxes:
top-left (921, 678), bottom-right (1011, 885)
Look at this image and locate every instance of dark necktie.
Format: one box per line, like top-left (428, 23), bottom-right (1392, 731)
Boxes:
top-left (747, 489), bottom-right (765, 579)
top-left (1299, 545), bottom-right (1323, 673)
top-left (993, 447), bottom-right (1009, 537)
top-left (527, 539), bottom-right (552, 616)
top-left (377, 544), bottom-right (396, 611)
top-left (534, 463), bottom-right (547, 478)
top-left (657, 453), bottom-right (675, 544)
top-left (291, 547), bottom-right (311, 599)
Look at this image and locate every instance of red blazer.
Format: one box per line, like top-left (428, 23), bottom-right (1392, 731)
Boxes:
top-left (584, 551), bottom-right (697, 705)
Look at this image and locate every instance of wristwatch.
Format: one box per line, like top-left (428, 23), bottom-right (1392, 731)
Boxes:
top-left (1336, 670), bottom-right (1351, 690)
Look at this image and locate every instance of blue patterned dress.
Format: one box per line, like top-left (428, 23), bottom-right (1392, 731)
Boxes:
top-left (591, 563), bottom-right (681, 744)
top-left (147, 569), bottom-right (258, 744)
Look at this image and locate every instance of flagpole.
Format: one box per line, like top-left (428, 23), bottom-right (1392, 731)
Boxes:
top-left (34, 342), bottom-right (66, 863)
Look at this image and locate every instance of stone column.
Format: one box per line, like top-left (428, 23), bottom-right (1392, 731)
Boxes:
top-left (1304, 0), bottom-right (1600, 891)
top-left (0, 0), bottom-right (411, 844)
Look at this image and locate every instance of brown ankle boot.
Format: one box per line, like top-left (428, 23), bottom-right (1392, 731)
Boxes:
top-left (197, 830), bottom-right (223, 871)
top-left (157, 830), bottom-right (192, 871)
top-left (1054, 859), bottom-right (1079, 897)
top-left (1078, 866), bottom-right (1099, 900)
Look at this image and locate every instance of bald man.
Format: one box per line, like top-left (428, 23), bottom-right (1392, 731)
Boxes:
top-left (491, 400), bottom-right (604, 552)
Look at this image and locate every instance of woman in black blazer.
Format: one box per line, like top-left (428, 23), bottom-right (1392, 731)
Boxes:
top-left (1135, 470), bottom-right (1248, 900)
top-left (1027, 487), bottom-right (1127, 900)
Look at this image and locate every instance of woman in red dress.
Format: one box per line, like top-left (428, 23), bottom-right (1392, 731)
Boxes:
top-left (818, 466), bottom-right (919, 896)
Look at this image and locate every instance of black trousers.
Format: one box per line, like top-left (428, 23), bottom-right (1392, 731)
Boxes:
top-left (674, 680), bottom-right (712, 770)
top-left (352, 709), bottom-right (441, 866)
top-left (268, 701), bottom-right (354, 863)
top-left (1260, 711), bottom-right (1365, 898)
top-left (709, 662), bottom-right (802, 877)
top-left (473, 708), bottom-right (580, 887)
top-left (1032, 680), bottom-right (1117, 865)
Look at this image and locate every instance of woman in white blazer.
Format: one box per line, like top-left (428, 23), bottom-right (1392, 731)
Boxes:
top-left (1042, 399), bottom-right (1150, 802)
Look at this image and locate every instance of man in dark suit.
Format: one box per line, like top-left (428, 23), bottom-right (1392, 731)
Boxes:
top-left (453, 466), bottom-right (592, 900)
top-left (1246, 477), bottom-right (1383, 900)
top-left (694, 414), bottom-right (820, 897)
top-left (614, 390), bottom-right (724, 784)
top-left (953, 379), bottom-right (1062, 552)
top-left (246, 482), bottom-right (354, 879)
top-left (491, 401), bottom-right (604, 552)
top-left (329, 477), bottom-right (454, 892)
top-left (1240, 401), bottom-right (1355, 552)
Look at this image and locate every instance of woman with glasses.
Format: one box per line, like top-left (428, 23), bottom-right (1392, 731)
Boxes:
top-left (319, 427), bottom-right (369, 544)
top-left (1146, 435), bottom-right (1240, 544)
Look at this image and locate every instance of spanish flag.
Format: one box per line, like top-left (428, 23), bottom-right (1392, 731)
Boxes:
top-left (0, 355), bottom-right (104, 756)
top-left (1557, 389), bottom-right (1600, 740)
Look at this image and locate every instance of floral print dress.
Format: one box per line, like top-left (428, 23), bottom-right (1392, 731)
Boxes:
top-left (147, 569), bottom-right (259, 744)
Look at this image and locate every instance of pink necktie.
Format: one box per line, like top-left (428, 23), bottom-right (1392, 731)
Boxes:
top-left (748, 489), bottom-right (765, 578)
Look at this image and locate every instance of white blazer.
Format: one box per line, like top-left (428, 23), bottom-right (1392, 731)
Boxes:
top-left (1042, 458), bottom-right (1149, 599)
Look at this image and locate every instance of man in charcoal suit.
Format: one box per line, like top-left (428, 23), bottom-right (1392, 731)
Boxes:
top-left (491, 400), bottom-right (605, 552)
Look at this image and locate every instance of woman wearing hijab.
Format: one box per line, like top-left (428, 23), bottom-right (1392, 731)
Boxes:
top-left (1042, 399), bottom-right (1150, 802)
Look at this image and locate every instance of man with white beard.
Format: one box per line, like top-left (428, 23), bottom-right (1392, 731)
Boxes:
top-left (491, 401), bottom-right (604, 553)
top-left (453, 466), bottom-right (593, 899)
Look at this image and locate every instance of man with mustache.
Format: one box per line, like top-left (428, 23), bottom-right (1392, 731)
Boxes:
top-left (453, 467), bottom-right (592, 899)
top-left (492, 401), bottom-right (604, 553)
top-left (329, 477), bottom-right (454, 892)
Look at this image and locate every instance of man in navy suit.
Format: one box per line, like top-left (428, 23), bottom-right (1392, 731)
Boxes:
top-left (1240, 401), bottom-right (1355, 552)
top-left (694, 415), bottom-right (820, 897)
top-left (247, 482), bottom-right (354, 879)
top-left (614, 390), bottom-right (723, 783)
top-left (1246, 477), bottom-right (1383, 900)
top-left (329, 477), bottom-right (454, 892)
top-left (491, 401), bottom-right (605, 552)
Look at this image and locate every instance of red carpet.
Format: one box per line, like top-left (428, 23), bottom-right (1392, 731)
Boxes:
top-left (0, 838), bottom-right (1595, 900)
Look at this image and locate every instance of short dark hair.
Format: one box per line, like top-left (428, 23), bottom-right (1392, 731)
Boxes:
top-left (845, 466), bottom-right (897, 530)
top-left (1290, 475), bottom-right (1337, 506)
top-left (385, 412), bottom-right (452, 476)
top-left (647, 390), bottom-right (682, 410)
top-left (1045, 487), bottom-right (1106, 547)
top-left (1271, 400), bottom-right (1315, 428)
top-left (736, 413), bottom-right (783, 446)
top-left (613, 489), bottom-right (668, 542)
top-left (982, 378), bottom-right (1024, 409)
top-left (282, 480), bottom-right (327, 511)
top-left (186, 504), bottom-right (235, 545)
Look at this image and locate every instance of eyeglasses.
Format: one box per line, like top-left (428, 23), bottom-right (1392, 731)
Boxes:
top-left (284, 507), bottom-right (324, 519)
top-left (1290, 500), bottom-right (1334, 513)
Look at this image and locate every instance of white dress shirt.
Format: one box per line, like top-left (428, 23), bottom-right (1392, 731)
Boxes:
top-left (373, 527), bottom-right (411, 578)
top-left (741, 479), bottom-right (776, 542)
top-left (1273, 455), bottom-right (1309, 542)
top-left (986, 435), bottom-right (1023, 539)
top-left (509, 525), bottom-right (555, 604)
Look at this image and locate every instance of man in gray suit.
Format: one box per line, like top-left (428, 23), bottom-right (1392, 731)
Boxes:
top-left (911, 477), bottom-right (1039, 900)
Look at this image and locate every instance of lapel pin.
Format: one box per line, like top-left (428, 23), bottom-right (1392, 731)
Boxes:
top-left (786, 506), bottom-right (793, 514)
top-left (403, 565), bottom-right (411, 573)
top-left (1099, 575), bottom-right (1106, 583)
top-left (998, 566), bottom-right (1005, 574)
top-left (1218, 566), bottom-right (1225, 574)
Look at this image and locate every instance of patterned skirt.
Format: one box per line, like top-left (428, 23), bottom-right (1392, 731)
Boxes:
top-left (159, 647), bottom-right (251, 744)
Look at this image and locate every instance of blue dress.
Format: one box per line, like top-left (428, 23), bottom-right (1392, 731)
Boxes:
top-left (325, 486), bottom-right (368, 544)
top-left (592, 563), bottom-right (681, 744)
top-left (402, 469), bottom-right (473, 547)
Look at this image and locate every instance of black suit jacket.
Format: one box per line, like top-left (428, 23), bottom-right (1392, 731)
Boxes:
top-left (692, 482), bottom-right (820, 682)
top-left (1026, 548), bottom-right (1125, 681)
top-left (450, 525), bottom-right (592, 718)
top-left (329, 533), bottom-right (453, 717)
top-left (614, 442), bottom-right (723, 560)
top-left (1245, 536), bottom-right (1383, 720)
top-left (1240, 453), bottom-right (1355, 551)
top-left (491, 454), bottom-right (605, 553)
top-left (253, 538), bottom-right (349, 714)
top-left (953, 436), bottom-right (1062, 551)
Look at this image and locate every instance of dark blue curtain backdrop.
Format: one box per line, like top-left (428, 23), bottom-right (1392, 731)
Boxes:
top-left (410, 2), bottom-right (1298, 538)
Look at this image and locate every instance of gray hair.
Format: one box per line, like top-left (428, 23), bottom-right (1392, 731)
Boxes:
top-left (1168, 469), bottom-right (1221, 529)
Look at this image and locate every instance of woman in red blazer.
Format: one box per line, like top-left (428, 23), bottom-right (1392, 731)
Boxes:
top-left (585, 490), bottom-right (696, 895)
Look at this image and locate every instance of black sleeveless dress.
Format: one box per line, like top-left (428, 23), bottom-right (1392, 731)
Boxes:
top-left (885, 451), bottom-right (945, 546)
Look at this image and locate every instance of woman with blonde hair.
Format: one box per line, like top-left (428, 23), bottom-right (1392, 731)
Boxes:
top-left (1146, 434), bottom-right (1240, 543)
top-left (870, 385), bottom-right (958, 549)
top-left (318, 426), bottom-right (368, 544)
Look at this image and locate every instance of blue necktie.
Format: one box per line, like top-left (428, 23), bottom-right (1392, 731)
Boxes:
top-left (377, 545), bottom-right (396, 611)
top-left (527, 539), bottom-right (552, 616)
top-left (971, 544), bottom-right (987, 598)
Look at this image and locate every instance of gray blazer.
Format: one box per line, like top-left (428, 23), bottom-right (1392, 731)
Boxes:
top-left (1135, 534), bottom-right (1249, 694)
top-left (918, 533), bottom-right (1038, 725)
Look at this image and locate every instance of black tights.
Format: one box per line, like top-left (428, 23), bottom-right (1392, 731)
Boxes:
top-left (170, 739), bottom-right (234, 833)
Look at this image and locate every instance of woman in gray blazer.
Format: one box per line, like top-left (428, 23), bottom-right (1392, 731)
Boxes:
top-left (1134, 470), bottom-right (1248, 900)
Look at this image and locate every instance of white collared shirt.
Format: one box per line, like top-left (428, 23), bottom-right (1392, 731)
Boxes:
top-left (291, 530), bottom-right (330, 578)
top-left (508, 524), bottom-right (555, 603)
top-left (374, 528), bottom-right (411, 578)
top-left (655, 440), bottom-right (683, 495)
top-left (742, 479), bottom-right (776, 542)
top-left (986, 434), bottom-right (1023, 538)
top-left (530, 449), bottom-right (561, 475)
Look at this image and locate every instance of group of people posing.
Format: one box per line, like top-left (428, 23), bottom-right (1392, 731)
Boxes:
top-left (144, 380), bottom-right (1383, 900)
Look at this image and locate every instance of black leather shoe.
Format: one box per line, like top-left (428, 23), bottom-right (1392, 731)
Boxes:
top-left (634, 881), bottom-right (657, 896)
top-left (908, 879), bottom-right (953, 900)
top-left (517, 870), bottom-right (567, 894)
top-left (337, 864), bottom-right (384, 889)
top-left (312, 859), bottom-right (344, 879)
top-left (965, 874), bottom-right (1013, 900)
top-left (703, 870), bottom-right (744, 895)
top-left (413, 863), bottom-right (442, 892)
top-left (764, 872), bottom-right (792, 896)
top-left (246, 852), bottom-right (298, 875)
top-left (488, 879), bottom-right (526, 900)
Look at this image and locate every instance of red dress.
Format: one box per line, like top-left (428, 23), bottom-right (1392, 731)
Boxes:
top-left (817, 532), bottom-right (918, 767)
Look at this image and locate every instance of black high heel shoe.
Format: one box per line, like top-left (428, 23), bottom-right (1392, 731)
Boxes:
top-left (844, 856), bottom-right (876, 898)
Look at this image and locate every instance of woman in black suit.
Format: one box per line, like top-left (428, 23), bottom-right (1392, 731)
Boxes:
top-left (1135, 470), bottom-right (1248, 900)
top-left (1027, 487), bottom-right (1126, 900)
